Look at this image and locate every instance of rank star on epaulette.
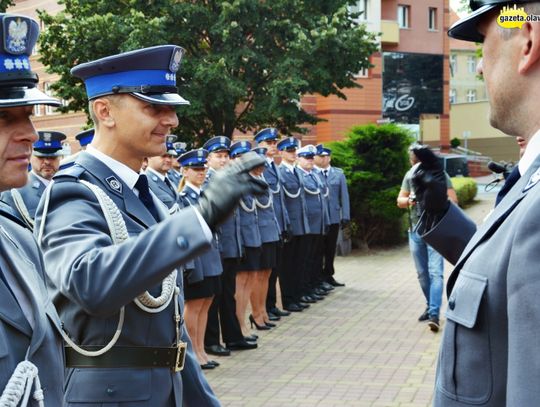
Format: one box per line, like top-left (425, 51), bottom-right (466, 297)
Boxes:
top-left (524, 168), bottom-right (540, 192)
top-left (105, 176), bottom-right (122, 193)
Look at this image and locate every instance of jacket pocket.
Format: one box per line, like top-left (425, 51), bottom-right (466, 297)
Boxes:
top-left (437, 271), bottom-right (492, 404)
top-left (65, 368), bottom-right (151, 403)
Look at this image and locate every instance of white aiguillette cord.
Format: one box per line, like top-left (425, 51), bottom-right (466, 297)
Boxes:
top-left (37, 180), bottom-right (178, 359)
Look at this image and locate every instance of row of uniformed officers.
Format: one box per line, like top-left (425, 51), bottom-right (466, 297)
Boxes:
top-left (3, 125), bottom-right (351, 371)
top-left (0, 11), bottom-right (349, 406)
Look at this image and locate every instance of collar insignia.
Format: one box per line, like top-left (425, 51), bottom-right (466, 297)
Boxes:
top-left (105, 176), bottom-right (122, 193)
top-left (524, 168), bottom-right (540, 192)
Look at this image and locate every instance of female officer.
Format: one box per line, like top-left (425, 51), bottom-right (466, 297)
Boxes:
top-left (178, 149), bottom-right (223, 369)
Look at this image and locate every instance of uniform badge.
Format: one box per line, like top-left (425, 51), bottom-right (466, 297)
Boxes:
top-left (169, 47), bottom-right (184, 72)
top-left (151, 175), bottom-right (158, 181)
top-left (105, 176), bottom-right (122, 193)
top-left (190, 192), bottom-right (197, 199)
top-left (32, 181), bottom-right (40, 189)
top-left (524, 168), bottom-right (540, 192)
top-left (4, 17), bottom-right (28, 55)
top-left (42, 132), bottom-right (52, 142)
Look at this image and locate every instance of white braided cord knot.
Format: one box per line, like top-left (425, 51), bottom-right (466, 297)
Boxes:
top-left (282, 186), bottom-right (301, 198)
top-left (0, 361), bottom-right (44, 407)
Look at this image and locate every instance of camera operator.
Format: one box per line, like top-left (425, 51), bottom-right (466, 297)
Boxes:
top-left (397, 145), bottom-right (457, 332)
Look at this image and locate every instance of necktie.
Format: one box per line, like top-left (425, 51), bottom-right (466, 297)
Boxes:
top-left (164, 177), bottom-right (177, 196)
top-left (323, 170), bottom-right (328, 178)
top-left (135, 174), bottom-right (160, 221)
top-left (495, 166), bottom-right (521, 206)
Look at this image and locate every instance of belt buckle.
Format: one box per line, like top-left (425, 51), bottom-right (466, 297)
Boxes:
top-left (174, 342), bottom-right (187, 372)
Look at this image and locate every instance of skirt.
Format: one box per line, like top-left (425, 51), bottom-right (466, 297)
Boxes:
top-left (184, 275), bottom-right (221, 300)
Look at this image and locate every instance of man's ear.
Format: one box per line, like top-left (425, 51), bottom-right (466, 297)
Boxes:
top-left (518, 21), bottom-right (540, 74)
top-left (92, 98), bottom-right (115, 128)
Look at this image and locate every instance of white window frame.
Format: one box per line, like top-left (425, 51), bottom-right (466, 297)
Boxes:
top-left (398, 5), bottom-right (410, 29)
top-left (449, 89), bottom-right (457, 104)
top-left (354, 67), bottom-right (369, 78)
top-left (428, 7), bottom-right (437, 31)
top-left (466, 89), bottom-right (477, 102)
top-left (350, 0), bottom-right (368, 21)
top-left (467, 56), bottom-right (477, 73)
top-left (450, 54), bottom-right (457, 76)
top-left (44, 82), bottom-right (57, 115)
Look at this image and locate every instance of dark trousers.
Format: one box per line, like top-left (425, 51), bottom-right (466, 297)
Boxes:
top-left (205, 259), bottom-right (244, 346)
top-left (280, 236), bottom-right (301, 306)
top-left (266, 243), bottom-right (282, 311)
top-left (305, 234), bottom-right (323, 293)
top-left (322, 223), bottom-right (340, 280)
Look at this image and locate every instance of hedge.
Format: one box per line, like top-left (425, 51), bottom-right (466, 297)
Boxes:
top-left (451, 177), bottom-right (477, 206)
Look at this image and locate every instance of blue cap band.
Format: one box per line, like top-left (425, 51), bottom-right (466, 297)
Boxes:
top-left (85, 69), bottom-right (176, 99)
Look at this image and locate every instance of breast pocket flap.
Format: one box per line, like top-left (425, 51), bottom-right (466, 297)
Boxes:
top-left (446, 271), bottom-right (487, 329)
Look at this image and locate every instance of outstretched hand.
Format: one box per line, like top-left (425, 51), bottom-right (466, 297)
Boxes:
top-left (198, 152), bottom-right (268, 228)
top-left (410, 146), bottom-right (449, 214)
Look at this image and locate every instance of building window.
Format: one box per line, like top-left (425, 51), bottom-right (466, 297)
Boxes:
top-left (44, 82), bottom-right (57, 115)
top-left (350, 0), bottom-right (368, 21)
top-left (398, 5), bottom-right (410, 29)
top-left (466, 89), bottom-right (476, 102)
top-left (450, 54), bottom-right (457, 76)
top-left (354, 67), bottom-right (369, 78)
top-left (450, 89), bottom-right (457, 104)
top-left (33, 104), bottom-right (42, 117)
top-left (467, 56), bottom-right (477, 73)
top-left (428, 8), bottom-right (437, 30)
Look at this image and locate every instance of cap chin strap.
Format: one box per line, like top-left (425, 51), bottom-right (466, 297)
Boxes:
top-left (37, 179), bottom-right (180, 358)
top-left (111, 84), bottom-right (178, 95)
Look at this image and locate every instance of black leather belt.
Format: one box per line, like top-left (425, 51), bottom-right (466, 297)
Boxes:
top-left (65, 344), bottom-right (187, 372)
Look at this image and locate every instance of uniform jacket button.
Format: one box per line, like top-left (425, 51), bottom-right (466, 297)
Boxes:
top-left (177, 236), bottom-right (188, 249)
top-left (449, 299), bottom-right (456, 310)
top-left (106, 387), bottom-right (115, 396)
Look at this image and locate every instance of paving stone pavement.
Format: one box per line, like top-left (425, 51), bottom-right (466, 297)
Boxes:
top-left (205, 193), bottom-right (495, 406)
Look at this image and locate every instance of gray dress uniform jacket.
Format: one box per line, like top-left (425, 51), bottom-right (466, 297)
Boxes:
top-left (422, 153), bottom-right (540, 406)
top-left (167, 169), bottom-right (182, 190)
top-left (35, 152), bottom-right (219, 407)
top-left (263, 161), bottom-right (289, 235)
top-left (238, 195), bottom-right (262, 248)
top-left (320, 167), bottom-right (350, 225)
top-left (178, 185), bottom-right (223, 282)
top-left (1, 172), bottom-right (46, 223)
top-left (298, 169), bottom-right (325, 235)
top-left (279, 164), bottom-right (310, 236)
top-left (146, 168), bottom-right (179, 209)
top-left (0, 204), bottom-right (64, 406)
top-left (254, 187), bottom-right (280, 244)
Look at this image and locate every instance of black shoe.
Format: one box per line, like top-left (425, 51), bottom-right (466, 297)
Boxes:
top-left (418, 309), bottom-right (430, 322)
top-left (264, 321), bottom-right (276, 328)
top-left (428, 317), bottom-right (440, 333)
top-left (268, 307), bottom-right (291, 317)
top-left (226, 339), bottom-right (258, 350)
top-left (204, 344), bottom-right (231, 357)
top-left (208, 360), bottom-right (220, 367)
top-left (200, 362), bottom-right (216, 370)
top-left (313, 288), bottom-right (328, 296)
top-left (300, 295), bottom-right (316, 304)
top-left (267, 312), bottom-right (281, 321)
top-left (327, 277), bottom-right (345, 287)
top-left (310, 293), bottom-right (324, 301)
top-left (249, 314), bottom-right (271, 330)
top-left (244, 335), bottom-right (258, 341)
top-left (297, 302), bottom-right (310, 309)
top-left (283, 303), bottom-right (303, 312)
top-left (320, 282), bottom-right (335, 291)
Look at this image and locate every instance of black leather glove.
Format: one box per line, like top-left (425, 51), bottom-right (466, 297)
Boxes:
top-left (198, 152), bottom-right (268, 228)
top-left (410, 146), bottom-right (449, 214)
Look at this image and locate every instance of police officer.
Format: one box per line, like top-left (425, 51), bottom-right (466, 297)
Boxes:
top-left (277, 137), bottom-right (311, 312)
top-left (296, 145), bottom-right (326, 304)
top-left (254, 128), bottom-right (292, 319)
top-left (177, 149), bottom-right (224, 370)
top-left (0, 12), bottom-right (65, 406)
top-left (314, 144), bottom-right (349, 288)
top-left (168, 140), bottom-right (186, 187)
top-left (59, 128), bottom-right (94, 171)
top-left (2, 130), bottom-right (65, 229)
top-left (34, 45), bottom-right (266, 406)
top-left (147, 134), bottom-right (179, 209)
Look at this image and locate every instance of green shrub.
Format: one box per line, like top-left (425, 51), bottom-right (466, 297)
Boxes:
top-left (328, 124), bottom-right (413, 249)
top-left (451, 177), bottom-right (478, 206)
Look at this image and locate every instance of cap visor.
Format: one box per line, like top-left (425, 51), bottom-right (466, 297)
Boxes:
top-left (448, 5), bottom-right (498, 43)
top-left (0, 87), bottom-right (61, 108)
top-left (132, 92), bottom-right (190, 106)
top-left (33, 151), bottom-right (63, 157)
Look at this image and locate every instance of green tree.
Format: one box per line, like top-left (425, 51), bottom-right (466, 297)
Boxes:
top-left (38, 0), bottom-right (377, 145)
top-left (1, 1), bottom-right (14, 12)
top-left (328, 124), bottom-right (413, 249)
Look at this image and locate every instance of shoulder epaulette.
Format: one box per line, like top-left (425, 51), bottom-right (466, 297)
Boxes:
top-left (54, 164), bottom-right (86, 182)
